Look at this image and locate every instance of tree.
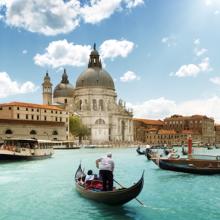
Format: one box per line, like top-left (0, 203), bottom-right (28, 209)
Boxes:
top-left (69, 115), bottom-right (90, 143)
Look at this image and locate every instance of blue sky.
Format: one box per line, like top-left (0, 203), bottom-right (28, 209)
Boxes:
top-left (1, 0), bottom-right (220, 121)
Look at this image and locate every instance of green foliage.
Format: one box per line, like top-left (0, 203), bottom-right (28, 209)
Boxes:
top-left (69, 116), bottom-right (90, 142)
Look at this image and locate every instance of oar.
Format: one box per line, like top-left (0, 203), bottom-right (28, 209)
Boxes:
top-left (113, 179), bottom-right (145, 206)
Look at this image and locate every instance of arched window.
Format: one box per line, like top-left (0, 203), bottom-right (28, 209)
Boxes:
top-left (79, 100), bottom-right (82, 110)
top-left (95, 119), bottom-right (105, 125)
top-left (99, 99), bottom-right (104, 111)
top-left (52, 130), bottom-right (58, 135)
top-left (93, 99), bottom-right (97, 111)
top-left (30, 130), bottom-right (37, 135)
top-left (5, 129), bottom-right (13, 135)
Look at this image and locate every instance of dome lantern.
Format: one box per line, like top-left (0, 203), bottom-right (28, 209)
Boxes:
top-left (76, 44), bottom-right (115, 90)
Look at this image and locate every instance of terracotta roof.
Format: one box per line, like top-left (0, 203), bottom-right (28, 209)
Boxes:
top-left (134, 118), bottom-right (164, 125)
top-left (158, 129), bottom-right (176, 135)
top-left (0, 102), bottom-right (65, 111)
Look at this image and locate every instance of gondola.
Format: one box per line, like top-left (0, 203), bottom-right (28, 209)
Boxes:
top-left (181, 147), bottom-right (188, 155)
top-left (151, 155), bottom-right (220, 175)
top-left (136, 147), bottom-right (146, 155)
top-left (74, 164), bottom-right (144, 205)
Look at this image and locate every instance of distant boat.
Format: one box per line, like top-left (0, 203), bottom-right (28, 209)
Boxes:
top-left (74, 164), bottom-right (144, 205)
top-left (136, 147), bottom-right (146, 155)
top-left (181, 147), bottom-right (188, 155)
top-left (0, 138), bottom-right (54, 161)
top-left (151, 155), bottom-right (220, 175)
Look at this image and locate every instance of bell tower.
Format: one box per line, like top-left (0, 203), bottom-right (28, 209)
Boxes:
top-left (42, 71), bottom-right (52, 105)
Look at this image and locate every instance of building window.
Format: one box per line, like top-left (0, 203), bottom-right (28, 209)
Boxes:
top-left (26, 108), bottom-right (28, 111)
top-left (37, 116), bottom-right (39, 120)
top-left (99, 99), bottom-right (104, 111)
top-left (55, 117), bottom-right (58, 121)
top-left (37, 109), bottom-right (39, 112)
top-left (17, 114), bottom-right (20, 119)
top-left (95, 118), bottom-right (105, 125)
top-left (51, 110), bottom-right (53, 113)
top-left (32, 115), bottom-right (34, 120)
top-left (93, 99), bottom-right (97, 111)
top-left (0, 107), bottom-right (2, 110)
top-left (5, 129), bottom-right (13, 135)
top-left (26, 115), bottom-right (28, 119)
top-left (44, 116), bottom-right (47, 121)
top-left (79, 100), bottom-right (82, 110)
top-left (60, 118), bottom-right (62, 122)
top-left (32, 109), bottom-right (34, 112)
top-left (52, 130), bottom-right (58, 135)
top-left (9, 107), bottom-right (11, 110)
top-left (30, 130), bottom-right (37, 135)
top-left (17, 107), bottom-right (19, 110)
top-left (44, 110), bottom-right (47, 113)
top-left (65, 99), bottom-right (67, 104)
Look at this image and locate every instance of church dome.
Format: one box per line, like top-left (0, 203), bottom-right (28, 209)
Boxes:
top-left (53, 69), bottom-right (74, 98)
top-left (75, 44), bottom-right (115, 90)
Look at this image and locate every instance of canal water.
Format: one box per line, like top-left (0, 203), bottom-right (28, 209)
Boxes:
top-left (1, 148), bottom-right (220, 220)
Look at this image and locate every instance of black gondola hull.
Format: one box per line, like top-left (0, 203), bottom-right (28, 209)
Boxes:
top-left (153, 159), bottom-right (220, 175)
top-left (75, 165), bottom-right (144, 205)
top-left (0, 153), bottom-right (52, 161)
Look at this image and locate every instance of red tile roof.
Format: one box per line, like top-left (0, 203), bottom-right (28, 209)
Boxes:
top-left (158, 129), bottom-right (176, 135)
top-left (0, 102), bottom-right (65, 111)
top-left (134, 118), bottom-right (164, 125)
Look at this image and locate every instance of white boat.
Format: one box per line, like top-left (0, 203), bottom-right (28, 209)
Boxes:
top-left (0, 139), bottom-right (54, 161)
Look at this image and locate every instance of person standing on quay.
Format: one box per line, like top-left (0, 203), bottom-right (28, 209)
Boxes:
top-left (96, 153), bottom-right (115, 191)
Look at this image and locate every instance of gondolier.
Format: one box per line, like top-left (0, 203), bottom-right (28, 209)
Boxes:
top-left (96, 152), bottom-right (114, 191)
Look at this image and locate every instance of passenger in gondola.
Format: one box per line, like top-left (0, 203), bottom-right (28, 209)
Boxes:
top-left (96, 152), bottom-right (115, 191)
top-left (85, 170), bottom-right (95, 183)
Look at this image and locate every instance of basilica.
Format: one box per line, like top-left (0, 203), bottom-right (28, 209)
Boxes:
top-left (42, 45), bottom-right (133, 144)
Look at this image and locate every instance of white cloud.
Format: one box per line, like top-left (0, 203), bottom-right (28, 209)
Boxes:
top-left (99, 39), bottom-right (134, 60)
top-left (161, 35), bottom-right (176, 47)
top-left (194, 48), bottom-right (207, 57)
top-left (120, 71), bottom-right (140, 82)
top-left (0, 0), bottom-right (143, 36)
top-left (175, 64), bottom-right (200, 77)
top-left (22, 50), bottom-right (27, 54)
top-left (34, 40), bottom-right (91, 68)
top-left (210, 77), bottom-right (220, 85)
top-left (128, 96), bottom-right (220, 122)
top-left (1, 0), bottom-right (81, 36)
top-left (174, 57), bottom-right (212, 77)
top-left (34, 39), bottom-right (135, 69)
top-left (124, 0), bottom-right (144, 9)
top-left (193, 38), bottom-right (207, 57)
top-left (194, 39), bottom-right (200, 45)
top-left (0, 72), bottom-right (38, 98)
top-left (80, 0), bottom-right (121, 24)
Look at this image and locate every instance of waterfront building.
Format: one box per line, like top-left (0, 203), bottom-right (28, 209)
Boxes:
top-left (215, 124), bottom-right (220, 146)
top-left (134, 115), bottom-right (215, 146)
top-left (133, 118), bottom-right (164, 143)
top-left (164, 115), bottom-right (215, 145)
top-left (0, 102), bottom-right (69, 141)
top-left (44, 44), bottom-right (133, 144)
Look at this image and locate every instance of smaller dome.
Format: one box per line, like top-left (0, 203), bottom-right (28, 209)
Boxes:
top-left (53, 69), bottom-right (74, 98)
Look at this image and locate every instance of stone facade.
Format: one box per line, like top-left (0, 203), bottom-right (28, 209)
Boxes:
top-left (0, 102), bottom-right (69, 141)
top-left (134, 115), bottom-right (216, 146)
top-left (43, 45), bottom-right (133, 144)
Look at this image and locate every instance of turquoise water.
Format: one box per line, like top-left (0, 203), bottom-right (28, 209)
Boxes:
top-left (1, 148), bottom-right (220, 220)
